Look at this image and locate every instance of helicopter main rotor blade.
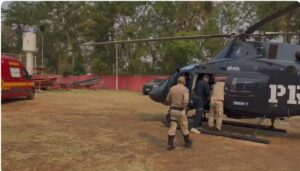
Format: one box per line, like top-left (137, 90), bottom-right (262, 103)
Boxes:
top-left (82, 34), bottom-right (231, 46)
top-left (263, 33), bottom-right (300, 36)
top-left (246, 32), bottom-right (300, 37)
top-left (245, 2), bottom-right (300, 34)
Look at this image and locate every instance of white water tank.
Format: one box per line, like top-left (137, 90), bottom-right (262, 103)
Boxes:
top-left (23, 32), bottom-right (37, 75)
top-left (23, 32), bottom-right (37, 52)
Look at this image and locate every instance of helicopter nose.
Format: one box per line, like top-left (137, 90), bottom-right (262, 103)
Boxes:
top-left (149, 86), bottom-right (165, 103)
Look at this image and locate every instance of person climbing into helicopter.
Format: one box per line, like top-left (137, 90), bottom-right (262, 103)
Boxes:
top-left (190, 74), bottom-right (211, 134)
top-left (183, 72), bottom-right (192, 90)
top-left (208, 75), bottom-right (226, 131)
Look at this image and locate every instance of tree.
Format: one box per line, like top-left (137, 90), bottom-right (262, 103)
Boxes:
top-left (2, 2), bottom-right (299, 75)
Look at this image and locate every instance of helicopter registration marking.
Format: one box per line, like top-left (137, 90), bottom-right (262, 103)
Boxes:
top-left (269, 85), bottom-right (300, 105)
top-left (227, 66), bottom-right (240, 71)
top-left (233, 101), bottom-right (249, 106)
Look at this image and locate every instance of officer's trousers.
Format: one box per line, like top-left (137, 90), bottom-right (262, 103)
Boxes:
top-left (192, 96), bottom-right (204, 128)
top-left (168, 109), bottom-right (189, 136)
top-left (208, 100), bottom-right (224, 130)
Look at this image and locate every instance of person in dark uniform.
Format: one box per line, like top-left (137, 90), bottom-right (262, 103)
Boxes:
top-left (190, 75), bottom-right (210, 134)
top-left (183, 72), bottom-right (191, 89)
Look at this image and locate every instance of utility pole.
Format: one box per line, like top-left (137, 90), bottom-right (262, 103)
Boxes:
top-left (41, 32), bottom-right (44, 74)
top-left (39, 25), bottom-right (45, 74)
top-left (115, 44), bottom-right (119, 90)
top-left (34, 55), bottom-right (37, 75)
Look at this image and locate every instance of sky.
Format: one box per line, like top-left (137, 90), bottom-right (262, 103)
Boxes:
top-left (1, 1), bottom-right (10, 9)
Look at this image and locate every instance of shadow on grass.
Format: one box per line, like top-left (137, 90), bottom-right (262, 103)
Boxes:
top-left (1, 98), bottom-right (28, 104)
top-left (137, 132), bottom-right (165, 148)
top-left (199, 120), bottom-right (300, 142)
top-left (139, 113), bottom-right (166, 122)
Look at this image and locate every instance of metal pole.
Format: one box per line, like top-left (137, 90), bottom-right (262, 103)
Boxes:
top-left (115, 44), bottom-right (118, 90)
top-left (34, 55), bottom-right (37, 75)
top-left (19, 54), bottom-right (22, 63)
top-left (41, 33), bottom-right (44, 74)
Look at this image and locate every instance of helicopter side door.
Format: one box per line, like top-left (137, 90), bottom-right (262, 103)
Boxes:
top-left (224, 74), bottom-right (269, 118)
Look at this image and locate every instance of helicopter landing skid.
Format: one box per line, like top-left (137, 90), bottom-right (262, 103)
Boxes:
top-left (197, 127), bottom-right (270, 144)
top-left (200, 114), bottom-right (287, 133)
top-left (161, 114), bottom-right (284, 144)
top-left (161, 114), bottom-right (287, 133)
top-left (220, 120), bottom-right (287, 133)
top-left (198, 116), bottom-right (271, 144)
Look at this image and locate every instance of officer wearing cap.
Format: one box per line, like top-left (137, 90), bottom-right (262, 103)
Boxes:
top-left (208, 75), bottom-right (226, 131)
top-left (190, 74), bottom-right (210, 134)
top-left (166, 76), bottom-right (192, 150)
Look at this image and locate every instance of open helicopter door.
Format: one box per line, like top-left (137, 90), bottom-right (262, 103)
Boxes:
top-left (190, 73), bottom-right (214, 110)
top-left (224, 73), bottom-right (269, 118)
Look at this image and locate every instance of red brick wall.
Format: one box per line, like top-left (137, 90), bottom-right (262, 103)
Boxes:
top-left (34, 75), bottom-right (169, 92)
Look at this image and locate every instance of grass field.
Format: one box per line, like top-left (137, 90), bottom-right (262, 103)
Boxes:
top-left (2, 90), bottom-right (300, 171)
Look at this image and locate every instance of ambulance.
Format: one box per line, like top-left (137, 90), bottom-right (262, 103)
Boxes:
top-left (1, 55), bottom-right (35, 100)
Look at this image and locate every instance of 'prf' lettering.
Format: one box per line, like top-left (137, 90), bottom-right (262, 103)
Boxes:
top-left (269, 84), bottom-right (300, 105)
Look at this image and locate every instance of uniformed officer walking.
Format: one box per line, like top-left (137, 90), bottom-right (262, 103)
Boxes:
top-left (166, 76), bottom-right (192, 150)
top-left (208, 75), bottom-right (226, 131)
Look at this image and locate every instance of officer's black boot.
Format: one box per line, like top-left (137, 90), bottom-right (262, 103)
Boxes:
top-left (167, 135), bottom-right (175, 151)
top-left (183, 134), bottom-right (192, 148)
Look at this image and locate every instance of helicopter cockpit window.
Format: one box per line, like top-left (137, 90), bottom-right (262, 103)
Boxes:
top-left (253, 43), bottom-right (265, 57)
top-left (226, 44), bottom-right (250, 58)
top-left (214, 46), bottom-right (230, 60)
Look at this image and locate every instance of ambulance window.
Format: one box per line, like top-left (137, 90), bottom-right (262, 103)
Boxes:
top-left (10, 67), bottom-right (21, 78)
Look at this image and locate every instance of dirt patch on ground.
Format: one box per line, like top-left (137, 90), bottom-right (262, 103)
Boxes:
top-left (2, 90), bottom-right (300, 171)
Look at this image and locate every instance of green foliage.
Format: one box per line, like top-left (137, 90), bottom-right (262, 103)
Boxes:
top-left (62, 68), bottom-right (72, 77)
top-left (91, 54), bottom-right (111, 74)
top-left (256, 2), bottom-right (296, 32)
top-left (2, 2), bottom-right (299, 75)
top-left (73, 64), bottom-right (86, 76)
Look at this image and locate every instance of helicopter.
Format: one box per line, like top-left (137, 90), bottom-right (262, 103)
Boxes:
top-left (83, 2), bottom-right (300, 143)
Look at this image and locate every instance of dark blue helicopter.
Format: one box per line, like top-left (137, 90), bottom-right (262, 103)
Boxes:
top-left (84, 2), bottom-right (300, 143)
top-left (149, 40), bottom-right (300, 118)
